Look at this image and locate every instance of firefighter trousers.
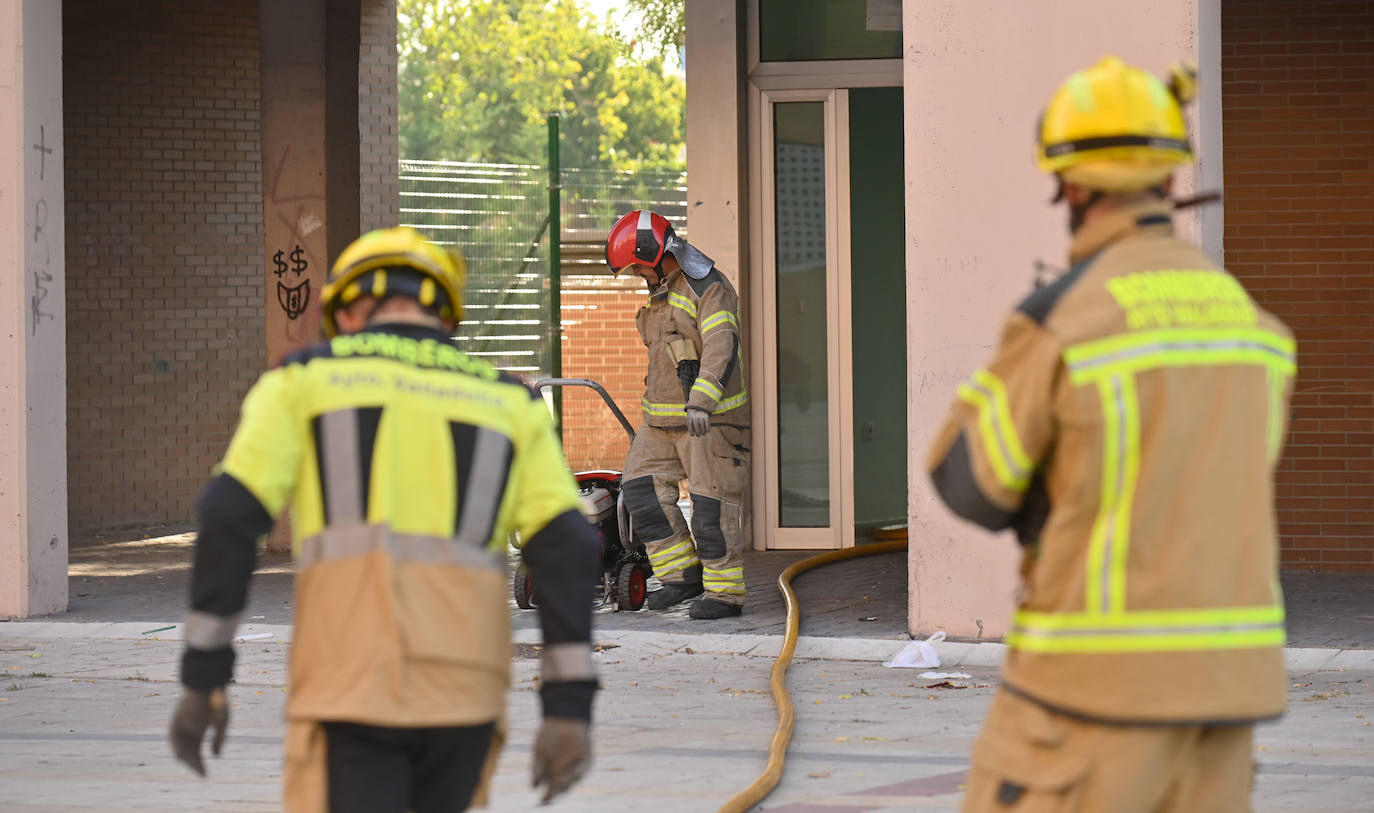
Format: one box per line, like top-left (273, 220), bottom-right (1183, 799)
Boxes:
top-left (622, 423), bottom-right (750, 605)
top-left (283, 719), bottom-right (502, 813)
top-left (962, 689), bottom-right (1255, 813)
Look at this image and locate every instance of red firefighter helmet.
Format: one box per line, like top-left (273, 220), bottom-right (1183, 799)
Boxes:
top-left (605, 209), bottom-right (716, 279)
top-left (605, 210), bottom-right (673, 275)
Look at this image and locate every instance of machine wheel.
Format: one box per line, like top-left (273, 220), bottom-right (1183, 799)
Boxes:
top-left (615, 562), bottom-right (649, 612)
top-left (513, 563), bottom-right (537, 609)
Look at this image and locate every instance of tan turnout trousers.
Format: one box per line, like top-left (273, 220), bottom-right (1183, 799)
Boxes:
top-left (962, 690), bottom-right (1255, 813)
top-left (622, 423), bottom-right (750, 605)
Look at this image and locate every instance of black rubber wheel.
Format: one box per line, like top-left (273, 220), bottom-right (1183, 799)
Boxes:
top-left (513, 563), bottom-right (536, 609)
top-left (616, 562), bottom-right (649, 612)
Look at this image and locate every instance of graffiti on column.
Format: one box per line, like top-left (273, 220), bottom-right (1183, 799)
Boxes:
top-left (273, 244), bottom-right (311, 320)
top-left (31, 198), bottom-right (53, 335)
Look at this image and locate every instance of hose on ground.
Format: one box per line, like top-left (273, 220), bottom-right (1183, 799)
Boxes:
top-left (715, 537), bottom-right (909, 813)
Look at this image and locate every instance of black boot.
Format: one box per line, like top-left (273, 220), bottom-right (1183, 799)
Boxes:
top-left (647, 580), bottom-right (703, 610)
top-left (689, 597), bottom-right (742, 619)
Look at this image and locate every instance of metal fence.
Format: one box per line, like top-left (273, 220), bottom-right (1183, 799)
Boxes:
top-left (398, 159), bottom-right (687, 375)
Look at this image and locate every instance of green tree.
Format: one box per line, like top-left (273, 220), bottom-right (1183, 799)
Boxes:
top-left (619, 0), bottom-right (683, 61)
top-left (399, 0), bottom-right (684, 170)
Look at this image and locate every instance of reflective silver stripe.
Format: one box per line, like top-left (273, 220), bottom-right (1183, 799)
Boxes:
top-left (298, 525), bottom-right (505, 571)
top-left (1013, 621), bottom-right (1285, 639)
top-left (541, 642), bottom-right (596, 682)
top-left (1101, 376), bottom-right (1126, 614)
top-left (184, 610), bottom-right (241, 651)
top-left (637, 209), bottom-right (653, 232)
top-left (455, 427), bottom-right (510, 548)
top-left (320, 409), bottom-right (363, 523)
top-left (1068, 339), bottom-right (1294, 376)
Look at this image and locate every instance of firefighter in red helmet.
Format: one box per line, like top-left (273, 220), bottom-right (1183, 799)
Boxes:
top-left (605, 210), bottom-right (750, 619)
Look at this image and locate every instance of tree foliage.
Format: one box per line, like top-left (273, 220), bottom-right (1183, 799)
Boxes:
top-left (399, 0), bottom-right (684, 170)
top-left (619, 0), bottom-right (684, 61)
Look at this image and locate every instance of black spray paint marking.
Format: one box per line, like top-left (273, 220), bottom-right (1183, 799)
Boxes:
top-left (31, 198), bottom-right (52, 334)
top-left (272, 244), bottom-right (310, 318)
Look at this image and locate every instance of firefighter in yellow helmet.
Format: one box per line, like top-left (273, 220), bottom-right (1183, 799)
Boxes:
top-left (168, 227), bottom-right (601, 811)
top-left (928, 58), bottom-right (1296, 812)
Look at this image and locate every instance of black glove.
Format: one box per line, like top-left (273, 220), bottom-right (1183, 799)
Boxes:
top-left (677, 359), bottom-right (700, 401)
top-left (532, 717), bottom-right (591, 804)
top-left (685, 406), bottom-right (711, 437)
top-left (170, 687), bottom-right (229, 777)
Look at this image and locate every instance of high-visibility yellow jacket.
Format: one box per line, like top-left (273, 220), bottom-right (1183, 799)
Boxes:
top-left (636, 266), bottom-right (749, 429)
top-left (181, 323), bottom-right (600, 728)
top-left (928, 200), bottom-right (1295, 724)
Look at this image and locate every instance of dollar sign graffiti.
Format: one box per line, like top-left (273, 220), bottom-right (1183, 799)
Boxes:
top-left (272, 249), bottom-right (287, 277)
top-left (290, 245), bottom-right (308, 275)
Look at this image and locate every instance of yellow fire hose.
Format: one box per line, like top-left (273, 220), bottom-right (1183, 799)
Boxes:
top-left (716, 534), bottom-right (909, 813)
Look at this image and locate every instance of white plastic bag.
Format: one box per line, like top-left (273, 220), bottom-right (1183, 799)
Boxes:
top-left (882, 631), bottom-right (946, 669)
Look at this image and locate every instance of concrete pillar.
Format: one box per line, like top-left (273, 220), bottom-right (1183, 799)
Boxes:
top-left (903, 0), bottom-right (1218, 639)
top-left (0, 0), bottom-right (68, 618)
top-left (258, 0), bottom-right (362, 549)
top-left (685, 1), bottom-right (754, 548)
top-left (685, 0), bottom-right (747, 292)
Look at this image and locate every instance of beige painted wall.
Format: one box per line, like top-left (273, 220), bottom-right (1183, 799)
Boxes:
top-left (902, 0), bottom-right (1214, 638)
top-left (685, 0), bottom-right (746, 291)
top-left (0, 0), bottom-right (67, 617)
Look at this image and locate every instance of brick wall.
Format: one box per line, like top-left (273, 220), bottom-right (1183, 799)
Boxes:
top-left (1222, 1), bottom-right (1374, 570)
top-left (558, 274), bottom-right (648, 471)
top-left (359, 0), bottom-right (399, 231)
top-left (64, 1), bottom-right (265, 534)
top-left (64, 1), bottom-right (401, 535)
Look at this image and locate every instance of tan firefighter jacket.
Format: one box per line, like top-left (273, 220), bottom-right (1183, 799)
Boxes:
top-left (636, 266), bottom-right (749, 430)
top-left (928, 199), bottom-right (1296, 724)
top-left (182, 323), bottom-right (598, 729)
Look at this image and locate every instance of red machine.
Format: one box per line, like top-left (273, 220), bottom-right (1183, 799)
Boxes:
top-left (512, 378), bottom-right (652, 612)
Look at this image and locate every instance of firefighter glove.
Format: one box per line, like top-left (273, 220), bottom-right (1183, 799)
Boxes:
top-left (531, 716), bottom-right (591, 804)
top-left (169, 687), bottom-right (229, 777)
top-left (685, 406), bottom-right (711, 437)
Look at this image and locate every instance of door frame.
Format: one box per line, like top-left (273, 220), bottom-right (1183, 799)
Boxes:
top-left (745, 2), bottom-right (902, 551)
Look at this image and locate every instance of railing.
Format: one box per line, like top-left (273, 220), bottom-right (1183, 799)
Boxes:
top-left (398, 159), bottom-right (686, 375)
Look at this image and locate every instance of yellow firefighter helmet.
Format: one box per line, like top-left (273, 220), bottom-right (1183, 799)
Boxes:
top-left (1037, 56), bottom-right (1198, 193)
top-left (321, 227), bottom-right (467, 338)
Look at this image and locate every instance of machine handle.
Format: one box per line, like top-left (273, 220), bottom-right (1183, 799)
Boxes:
top-left (533, 378), bottom-right (636, 440)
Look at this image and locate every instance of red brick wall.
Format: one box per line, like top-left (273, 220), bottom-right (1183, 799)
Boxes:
top-left (63, 1), bottom-right (266, 534)
top-left (1222, 1), bottom-right (1374, 570)
top-left (557, 274), bottom-right (648, 471)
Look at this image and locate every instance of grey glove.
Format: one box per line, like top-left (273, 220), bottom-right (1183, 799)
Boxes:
top-left (685, 406), bottom-right (711, 438)
top-left (532, 717), bottom-right (591, 804)
top-left (169, 687), bottom-right (228, 777)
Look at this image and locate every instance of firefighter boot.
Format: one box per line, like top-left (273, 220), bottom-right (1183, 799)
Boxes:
top-left (647, 565), bottom-right (703, 610)
top-left (689, 597), bottom-right (743, 620)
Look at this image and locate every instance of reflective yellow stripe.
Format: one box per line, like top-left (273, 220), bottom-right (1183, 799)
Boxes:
top-left (1086, 375), bottom-right (1140, 615)
top-left (692, 379), bottom-right (723, 400)
top-left (653, 553), bottom-right (700, 577)
top-left (700, 310), bottom-right (738, 333)
top-left (644, 392), bottom-right (748, 417)
top-left (713, 390), bottom-right (748, 413)
top-left (648, 538), bottom-right (694, 566)
top-left (956, 369), bottom-right (1032, 492)
top-left (1267, 368), bottom-right (1287, 463)
top-left (1008, 606), bottom-right (1285, 653)
top-left (668, 292), bottom-right (698, 319)
top-left (642, 397), bottom-right (686, 417)
top-left (704, 565), bottom-right (745, 593)
top-left (1065, 327), bottom-right (1296, 384)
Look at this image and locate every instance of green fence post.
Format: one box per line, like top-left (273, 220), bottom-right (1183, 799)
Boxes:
top-left (547, 114), bottom-right (563, 437)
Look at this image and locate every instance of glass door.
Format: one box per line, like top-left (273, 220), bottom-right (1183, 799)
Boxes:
top-left (751, 86), bottom-right (907, 550)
